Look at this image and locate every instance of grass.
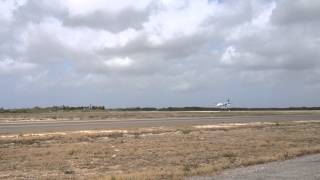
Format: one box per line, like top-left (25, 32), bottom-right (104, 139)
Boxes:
top-left (0, 121), bottom-right (320, 179)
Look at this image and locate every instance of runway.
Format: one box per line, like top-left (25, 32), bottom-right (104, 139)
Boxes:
top-left (191, 154), bottom-right (320, 180)
top-left (1, 114), bottom-right (320, 134)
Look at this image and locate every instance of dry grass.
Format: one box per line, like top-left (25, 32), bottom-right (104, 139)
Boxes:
top-left (0, 121), bottom-right (320, 179)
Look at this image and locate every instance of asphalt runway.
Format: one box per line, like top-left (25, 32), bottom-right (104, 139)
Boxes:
top-left (189, 154), bottom-right (320, 180)
top-left (1, 114), bottom-right (320, 134)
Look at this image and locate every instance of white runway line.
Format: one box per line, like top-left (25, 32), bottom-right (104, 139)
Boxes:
top-left (193, 120), bottom-right (320, 129)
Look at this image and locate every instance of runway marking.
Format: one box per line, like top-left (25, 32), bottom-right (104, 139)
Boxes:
top-left (193, 120), bottom-right (320, 129)
top-left (194, 122), bottom-right (275, 129)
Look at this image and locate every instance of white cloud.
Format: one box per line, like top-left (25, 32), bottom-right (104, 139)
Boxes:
top-left (170, 81), bottom-right (194, 92)
top-left (1, 0), bottom-right (320, 107)
top-left (0, 0), bottom-right (26, 21)
top-left (221, 46), bottom-right (239, 65)
top-left (62, 0), bottom-right (152, 16)
top-left (227, 1), bottom-right (276, 41)
top-left (21, 70), bottom-right (48, 83)
top-left (0, 57), bottom-right (36, 74)
top-left (143, 0), bottom-right (215, 45)
top-left (272, 0), bottom-right (320, 25)
top-left (104, 57), bottom-right (134, 69)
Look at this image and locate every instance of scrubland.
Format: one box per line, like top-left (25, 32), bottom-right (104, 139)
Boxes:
top-left (0, 120), bottom-right (320, 179)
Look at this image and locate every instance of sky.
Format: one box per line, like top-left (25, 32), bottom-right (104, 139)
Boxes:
top-left (1, 0), bottom-right (320, 108)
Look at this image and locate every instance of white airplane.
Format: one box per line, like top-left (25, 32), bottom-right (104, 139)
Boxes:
top-left (216, 99), bottom-right (231, 108)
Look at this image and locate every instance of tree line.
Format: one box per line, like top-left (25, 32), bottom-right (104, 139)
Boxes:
top-left (1, 106), bottom-right (320, 113)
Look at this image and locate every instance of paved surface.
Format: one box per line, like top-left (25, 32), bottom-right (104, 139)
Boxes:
top-left (189, 154), bottom-right (320, 180)
top-left (0, 114), bottom-right (320, 134)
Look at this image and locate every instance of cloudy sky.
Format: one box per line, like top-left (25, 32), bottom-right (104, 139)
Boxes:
top-left (1, 0), bottom-right (320, 108)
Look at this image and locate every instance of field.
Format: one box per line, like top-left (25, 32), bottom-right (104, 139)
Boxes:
top-left (1, 111), bottom-right (320, 179)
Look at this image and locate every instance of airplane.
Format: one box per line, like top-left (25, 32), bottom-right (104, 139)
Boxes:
top-left (216, 99), bottom-right (231, 109)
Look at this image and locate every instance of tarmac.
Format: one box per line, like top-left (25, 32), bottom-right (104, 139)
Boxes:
top-left (1, 114), bottom-right (320, 134)
top-left (189, 154), bottom-right (320, 180)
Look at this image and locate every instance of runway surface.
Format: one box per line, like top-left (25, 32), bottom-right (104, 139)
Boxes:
top-left (1, 114), bottom-right (320, 134)
top-left (212, 154), bottom-right (320, 180)
top-left (188, 154), bottom-right (320, 180)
